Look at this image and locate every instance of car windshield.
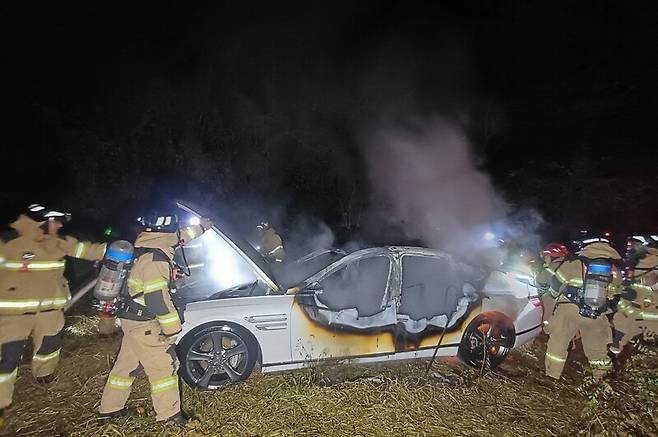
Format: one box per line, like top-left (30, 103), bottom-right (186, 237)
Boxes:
top-left (272, 249), bottom-right (347, 288)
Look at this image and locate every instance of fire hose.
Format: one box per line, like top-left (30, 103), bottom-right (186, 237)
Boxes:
top-left (64, 276), bottom-right (98, 313)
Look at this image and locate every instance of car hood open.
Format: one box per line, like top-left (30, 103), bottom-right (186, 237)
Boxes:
top-left (176, 200), bottom-right (281, 293)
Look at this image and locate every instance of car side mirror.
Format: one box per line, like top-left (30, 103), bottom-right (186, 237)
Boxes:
top-left (305, 281), bottom-right (324, 294)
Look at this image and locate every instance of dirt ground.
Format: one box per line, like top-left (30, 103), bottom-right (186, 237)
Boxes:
top-left (1, 316), bottom-right (657, 437)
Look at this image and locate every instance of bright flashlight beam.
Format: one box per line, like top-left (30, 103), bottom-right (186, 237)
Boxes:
top-left (188, 216), bottom-right (201, 226)
top-left (483, 232), bottom-right (495, 241)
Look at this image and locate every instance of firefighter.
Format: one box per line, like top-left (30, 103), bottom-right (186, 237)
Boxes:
top-left (611, 235), bottom-right (658, 356)
top-left (536, 242), bottom-right (572, 334)
top-left (0, 204), bottom-right (106, 417)
top-left (544, 237), bottom-right (621, 380)
top-left (255, 221), bottom-right (286, 263)
top-left (98, 212), bottom-right (211, 425)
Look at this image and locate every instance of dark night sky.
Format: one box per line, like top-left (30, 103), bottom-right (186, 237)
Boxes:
top-left (3, 1), bottom-right (658, 245)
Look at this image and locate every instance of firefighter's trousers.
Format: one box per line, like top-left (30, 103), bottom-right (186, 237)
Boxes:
top-left (613, 311), bottom-right (658, 347)
top-left (545, 303), bottom-right (612, 379)
top-left (0, 310), bottom-right (65, 409)
top-left (541, 294), bottom-right (557, 335)
top-left (99, 319), bottom-right (180, 421)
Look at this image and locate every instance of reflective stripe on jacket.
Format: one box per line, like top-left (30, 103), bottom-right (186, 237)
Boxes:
top-left (0, 215), bottom-right (106, 315)
top-left (122, 226), bottom-right (205, 335)
top-left (618, 249), bottom-right (658, 319)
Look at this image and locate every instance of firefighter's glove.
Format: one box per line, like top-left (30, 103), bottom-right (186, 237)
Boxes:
top-left (199, 217), bottom-right (213, 231)
top-left (620, 288), bottom-right (637, 301)
top-left (174, 267), bottom-right (185, 280)
top-left (159, 334), bottom-right (178, 345)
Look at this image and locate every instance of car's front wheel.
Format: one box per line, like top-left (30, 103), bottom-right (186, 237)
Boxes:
top-left (177, 323), bottom-right (259, 390)
top-left (458, 315), bottom-right (515, 369)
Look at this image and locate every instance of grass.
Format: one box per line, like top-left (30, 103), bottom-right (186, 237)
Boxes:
top-left (1, 316), bottom-right (656, 437)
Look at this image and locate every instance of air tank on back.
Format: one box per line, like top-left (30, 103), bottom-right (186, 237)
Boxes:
top-left (583, 259), bottom-right (612, 311)
top-left (93, 240), bottom-right (134, 301)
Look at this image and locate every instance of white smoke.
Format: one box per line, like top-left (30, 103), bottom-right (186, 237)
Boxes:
top-left (363, 116), bottom-right (511, 257)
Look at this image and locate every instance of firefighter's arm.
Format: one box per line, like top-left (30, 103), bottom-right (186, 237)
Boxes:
top-left (608, 266), bottom-right (623, 298)
top-left (265, 232), bottom-right (286, 262)
top-left (179, 219), bottom-right (212, 244)
top-left (535, 266), bottom-right (551, 287)
top-left (142, 260), bottom-right (182, 335)
top-left (61, 236), bottom-right (107, 261)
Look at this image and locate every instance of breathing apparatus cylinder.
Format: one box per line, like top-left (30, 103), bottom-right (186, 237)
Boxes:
top-left (93, 240), bottom-right (134, 301)
top-left (580, 258), bottom-right (612, 317)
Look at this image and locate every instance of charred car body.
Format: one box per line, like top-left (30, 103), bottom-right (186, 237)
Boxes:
top-left (172, 201), bottom-right (543, 389)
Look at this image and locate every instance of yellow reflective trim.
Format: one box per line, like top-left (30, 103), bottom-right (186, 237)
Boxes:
top-left (268, 245), bottom-right (284, 255)
top-left (107, 374), bottom-right (135, 390)
top-left (0, 260), bottom-right (66, 270)
top-left (128, 277), bottom-right (143, 288)
top-left (156, 312), bottom-right (180, 326)
top-left (0, 255), bottom-right (5, 264)
top-left (151, 375), bottom-right (178, 394)
top-left (546, 352), bottom-right (567, 363)
top-left (0, 299), bottom-right (41, 310)
top-left (0, 368), bottom-right (18, 384)
top-left (39, 297), bottom-right (70, 310)
top-left (142, 279), bottom-right (169, 293)
top-left (133, 296), bottom-right (146, 306)
top-left (33, 349), bottom-right (60, 362)
top-left (632, 284), bottom-right (653, 292)
top-left (74, 242), bottom-right (86, 258)
top-left (641, 312), bottom-right (658, 320)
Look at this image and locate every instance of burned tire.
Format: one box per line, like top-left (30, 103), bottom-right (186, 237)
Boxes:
top-left (177, 323), bottom-right (258, 390)
top-left (458, 316), bottom-right (515, 369)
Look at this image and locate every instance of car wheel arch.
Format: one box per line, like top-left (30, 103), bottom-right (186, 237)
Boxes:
top-left (457, 311), bottom-right (516, 369)
top-left (177, 320), bottom-right (263, 389)
top-left (180, 320), bottom-right (263, 359)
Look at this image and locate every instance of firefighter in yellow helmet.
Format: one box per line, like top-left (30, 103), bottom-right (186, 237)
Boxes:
top-left (255, 221), bottom-right (286, 263)
top-left (611, 235), bottom-right (658, 358)
top-left (98, 211), bottom-right (211, 425)
top-left (0, 204), bottom-right (106, 417)
top-left (544, 237), bottom-right (621, 380)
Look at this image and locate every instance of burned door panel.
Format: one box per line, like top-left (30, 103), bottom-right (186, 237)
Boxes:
top-left (291, 255), bottom-right (397, 361)
top-left (396, 255), bottom-right (484, 339)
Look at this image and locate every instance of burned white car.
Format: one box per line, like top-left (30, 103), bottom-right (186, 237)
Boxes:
top-left (172, 201), bottom-right (543, 389)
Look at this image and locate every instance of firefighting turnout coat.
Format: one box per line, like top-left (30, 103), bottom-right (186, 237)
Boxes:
top-left (0, 214), bottom-right (106, 315)
top-left (260, 227), bottom-right (286, 263)
top-left (119, 225), bottom-right (205, 335)
top-left (545, 242), bottom-right (622, 305)
top-left (617, 248), bottom-right (658, 322)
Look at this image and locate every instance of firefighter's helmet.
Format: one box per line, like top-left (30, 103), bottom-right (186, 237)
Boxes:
top-left (541, 242), bottom-right (571, 259)
top-left (137, 212), bottom-right (179, 233)
top-left (256, 221), bottom-right (270, 232)
top-left (26, 203), bottom-right (71, 223)
top-left (648, 235), bottom-right (658, 248)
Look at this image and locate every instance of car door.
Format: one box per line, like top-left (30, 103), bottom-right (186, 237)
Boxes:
top-left (396, 254), bottom-right (483, 351)
top-left (290, 254), bottom-right (398, 362)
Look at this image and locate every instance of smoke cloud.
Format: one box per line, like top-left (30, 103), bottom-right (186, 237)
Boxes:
top-left (362, 116), bottom-right (511, 257)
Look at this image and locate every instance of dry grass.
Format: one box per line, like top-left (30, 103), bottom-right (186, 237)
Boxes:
top-left (2, 316), bottom-right (656, 437)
